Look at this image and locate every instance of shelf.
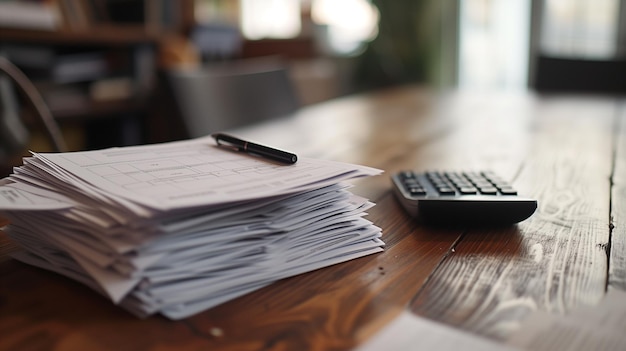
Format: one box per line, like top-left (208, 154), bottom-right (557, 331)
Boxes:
top-left (50, 98), bottom-right (147, 121)
top-left (0, 1), bottom-right (195, 150)
top-left (0, 0), bottom-right (195, 46)
top-left (1, 25), bottom-right (163, 45)
top-left (241, 38), bottom-right (317, 59)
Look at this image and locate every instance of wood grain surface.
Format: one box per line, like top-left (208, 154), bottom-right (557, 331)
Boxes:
top-left (409, 96), bottom-right (616, 340)
top-left (1, 86), bottom-right (624, 351)
top-left (610, 103), bottom-right (626, 291)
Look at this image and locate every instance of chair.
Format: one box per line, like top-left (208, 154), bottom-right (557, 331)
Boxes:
top-left (0, 56), bottom-right (66, 176)
top-left (162, 57), bottom-right (300, 139)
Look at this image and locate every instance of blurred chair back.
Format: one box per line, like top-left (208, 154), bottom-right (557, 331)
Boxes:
top-left (0, 57), bottom-right (66, 176)
top-left (164, 57), bottom-right (300, 139)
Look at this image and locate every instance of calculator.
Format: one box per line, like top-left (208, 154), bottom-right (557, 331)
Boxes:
top-left (391, 170), bottom-right (537, 225)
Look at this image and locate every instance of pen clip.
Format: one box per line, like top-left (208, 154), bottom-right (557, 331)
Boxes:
top-left (214, 137), bottom-right (241, 151)
top-left (213, 133), bottom-right (248, 152)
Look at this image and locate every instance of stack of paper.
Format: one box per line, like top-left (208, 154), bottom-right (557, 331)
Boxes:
top-left (0, 136), bottom-right (384, 319)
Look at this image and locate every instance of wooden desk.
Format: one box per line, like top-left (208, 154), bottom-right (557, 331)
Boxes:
top-left (1, 85), bottom-right (625, 350)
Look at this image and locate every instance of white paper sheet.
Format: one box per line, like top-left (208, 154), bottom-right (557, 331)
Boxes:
top-left (506, 290), bottom-right (626, 351)
top-left (0, 182), bottom-right (73, 210)
top-left (356, 311), bottom-right (519, 351)
top-left (33, 137), bottom-right (381, 210)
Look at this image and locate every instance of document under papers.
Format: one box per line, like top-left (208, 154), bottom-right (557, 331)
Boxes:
top-left (357, 290), bottom-right (626, 350)
top-left (0, 136), bottom-right (384, 319)
top-left (355, 311), bottom-right (519, 351)
top-left (506, 289), bottom-right (626, 351)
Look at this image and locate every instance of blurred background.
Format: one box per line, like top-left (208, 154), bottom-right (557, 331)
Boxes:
top-left (1, 0), bottom-right (625, 169)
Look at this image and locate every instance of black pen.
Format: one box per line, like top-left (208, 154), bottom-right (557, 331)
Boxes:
top-left (212, 133), bottom-right (298, 165)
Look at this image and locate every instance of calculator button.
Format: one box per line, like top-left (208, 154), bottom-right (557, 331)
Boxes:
top-left (498, 187), bottom-right (518, 195)
top-left (478, 186), bottom-right (498, 195)
top-left (459, 187), bottom-right (478, 194)
top-left (404, 179), bottom-right (420, 187)
top-left (409, 188), bottom-right (427, 196)
top-left (437, 187), bottom-right (456, 195)
top-left (400, 171), bottom-right (416, 179)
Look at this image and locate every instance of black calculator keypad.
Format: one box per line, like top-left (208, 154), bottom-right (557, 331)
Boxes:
top-left (397, 171), bottom-right (520, 197)
top-left (391, 170), bottom-right (537, 225)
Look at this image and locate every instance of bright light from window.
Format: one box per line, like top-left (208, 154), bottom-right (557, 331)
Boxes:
top-left (312, 0), bottom-right (379, 55)
top-left (241, 0), bottom-right (301, 40)
top-left (541, 0), bottom-right (619, 58)
top-left (458, 0), bottom-right (530, 90)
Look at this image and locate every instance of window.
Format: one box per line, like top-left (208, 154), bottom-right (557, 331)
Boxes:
top-left (458, 0), bottom-right (531, 90)
top-left (541, 0), bottom-right (620, 58)
top-left (240, 0), bottom-right (302, 40)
